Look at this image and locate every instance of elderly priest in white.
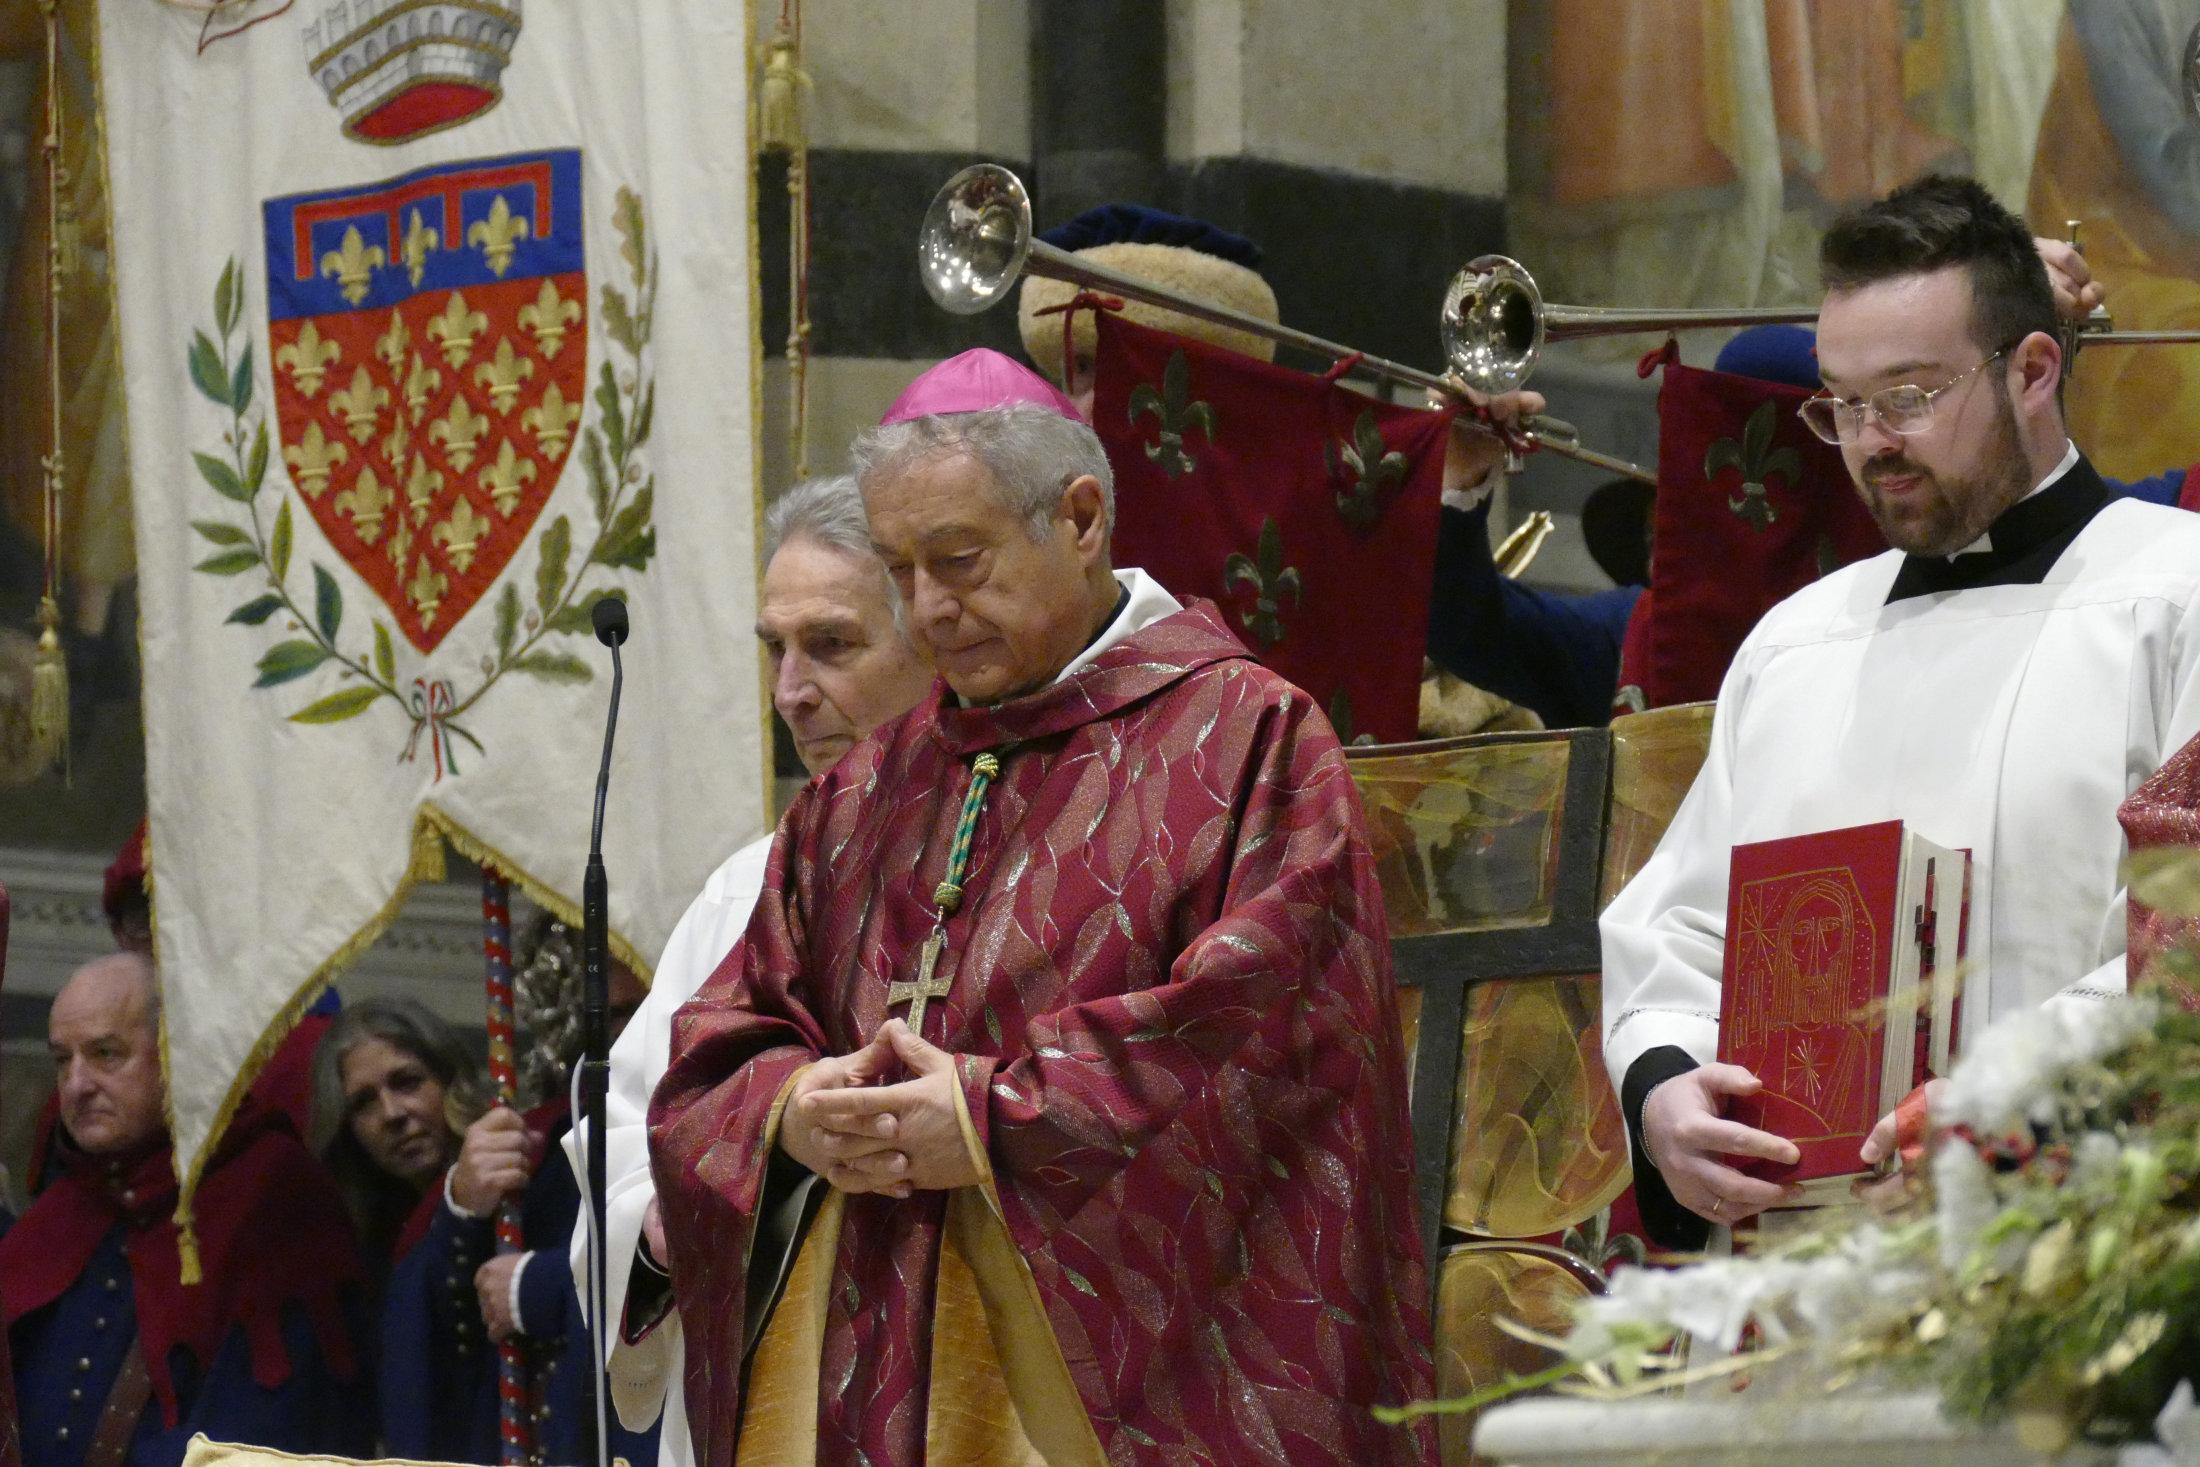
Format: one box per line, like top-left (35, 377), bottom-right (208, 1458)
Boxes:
top-left (562, 474), bottom-right (933, 1467)
top-left (1602, 175), bottom-right (2200, 1249)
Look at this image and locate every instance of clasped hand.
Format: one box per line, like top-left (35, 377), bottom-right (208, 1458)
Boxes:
top-left (777, 1019), bottom-right (983, 1197)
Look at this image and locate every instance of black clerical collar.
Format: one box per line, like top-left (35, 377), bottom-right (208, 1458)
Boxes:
top-left (1884, 451), bottom-right (2110, 604)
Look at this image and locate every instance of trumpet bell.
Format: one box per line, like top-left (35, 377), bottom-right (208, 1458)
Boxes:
top-left (1441, 255), bottom-right (1546, 396)
top-left (919, 163), bottom-right (1033, 315)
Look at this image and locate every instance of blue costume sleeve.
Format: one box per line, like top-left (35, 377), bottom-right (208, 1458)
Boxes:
top-left (138, 1305), bottom-right (375, 1467)
top-left (1426, 498), bottom-right (1640, 729)
top-left (378, 1201), bottom-right (498, 1464)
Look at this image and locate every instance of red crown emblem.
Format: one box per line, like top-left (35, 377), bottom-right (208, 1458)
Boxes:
top-left (302, 1), bottom-right (521, 145)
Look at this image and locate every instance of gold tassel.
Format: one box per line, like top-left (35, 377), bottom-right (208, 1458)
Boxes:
top-left (29, 596), bottom-right (65, 779)
top-left (176, 1204), bottom-right (204, 1286)
top-left (756, 24), bottom-right (807, 155)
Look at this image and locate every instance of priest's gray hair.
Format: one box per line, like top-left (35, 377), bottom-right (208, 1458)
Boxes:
top-left (849, 404), bottom-right (1115, 542)
top-left (763, 474), bottom-right (908, 635)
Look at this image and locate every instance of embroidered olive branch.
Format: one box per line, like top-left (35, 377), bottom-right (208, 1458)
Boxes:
top-left (190, 258), bottom-right (413, 729)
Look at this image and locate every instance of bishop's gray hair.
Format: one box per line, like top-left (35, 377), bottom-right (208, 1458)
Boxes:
top-left (848, 404), bottom-right (1114, 542)
top-left (762, 474), bottom-right (909, 636)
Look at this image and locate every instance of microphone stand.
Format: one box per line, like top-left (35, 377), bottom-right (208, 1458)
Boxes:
top-left (581, 597), bottom-right (627, 1467)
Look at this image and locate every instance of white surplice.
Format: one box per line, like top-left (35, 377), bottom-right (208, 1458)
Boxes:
top-left (564, 835), bottom-right (771, 1467)
top-left (1602, 496), bottom-right (2200, 1092)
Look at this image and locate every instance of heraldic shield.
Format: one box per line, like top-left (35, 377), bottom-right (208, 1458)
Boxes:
top-left (263, 149), bottom-right (584, 653)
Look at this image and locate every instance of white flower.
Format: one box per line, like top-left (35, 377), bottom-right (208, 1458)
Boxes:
top-left (1933, 997), bottom-right (2158, 1137)
top-left (1933, 1139), bottom-right (1999, 1271)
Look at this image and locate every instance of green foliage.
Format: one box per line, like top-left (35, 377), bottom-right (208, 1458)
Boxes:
top-left (288, 685), bottom-right (381, 724)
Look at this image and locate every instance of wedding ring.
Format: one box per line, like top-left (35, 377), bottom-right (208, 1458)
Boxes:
top-left (1708, 1195), bottom-right (1725, 1219)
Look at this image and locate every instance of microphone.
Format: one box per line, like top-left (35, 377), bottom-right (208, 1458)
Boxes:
top-left (579, 594), bottom-right (626, 1467)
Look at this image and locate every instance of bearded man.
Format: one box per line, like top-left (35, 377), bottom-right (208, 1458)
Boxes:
top-left (650, 350), bottom-right (1432, 1466)
top-left (1603, 175), bottom-right (2200, 1248)
top-left (563, 474), bottom-right (934, 1467)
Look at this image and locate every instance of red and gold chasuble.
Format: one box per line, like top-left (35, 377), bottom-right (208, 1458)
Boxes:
top-left (651, 602), bottom-right (1435, 1466)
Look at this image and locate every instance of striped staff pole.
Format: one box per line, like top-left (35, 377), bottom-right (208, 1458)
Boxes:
top-left (480, 867), bottom-right (536, 1466)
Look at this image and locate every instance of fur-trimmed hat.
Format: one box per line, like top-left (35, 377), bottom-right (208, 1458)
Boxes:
top-left (1018, 204), bottom-right (1279, 385)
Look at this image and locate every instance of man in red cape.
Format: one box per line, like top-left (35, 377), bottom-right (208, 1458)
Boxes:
top-left (650, 349), bottom-right (1433, 1465)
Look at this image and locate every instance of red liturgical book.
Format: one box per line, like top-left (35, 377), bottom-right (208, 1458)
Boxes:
top-left (1716, 821), bottom-right (1970, 1202)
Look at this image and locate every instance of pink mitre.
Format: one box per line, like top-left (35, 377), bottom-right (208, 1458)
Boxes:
top-left (880, 347), bottom-right (1085, 425)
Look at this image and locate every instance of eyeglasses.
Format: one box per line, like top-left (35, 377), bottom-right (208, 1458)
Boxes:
top-left (1797, 348), bottom-right (2011, 445)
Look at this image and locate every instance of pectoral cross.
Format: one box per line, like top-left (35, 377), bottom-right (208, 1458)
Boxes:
top-left (887, 929), bottom-right (953, 1034)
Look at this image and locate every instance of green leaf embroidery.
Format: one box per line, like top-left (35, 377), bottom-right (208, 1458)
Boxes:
top-left (495, 581), bottom-right (521, 661)
top-left (592, 485), bottom-right (654, 571)
top-left (189, 331), bottom-right (230, 407)
top-left (254, 640), bottom-right (329, 687)
top-left (1061, 1264), bottom-right (1100, 1298)
top-left (372, 621), bottom-right (396, 683)
top-left (598, 360), bottom-right (627, 465)
top-left (214, 259), bottom-right (240, 339)
top-left (614, 186), bottom-right (648, 290)
top-left (537, 514), bottom-right (572, 616)
top-left (601, 286), bottom-right (641, 359)
top-left (583, 429), bottom-right (613, 525)
top-left (194, 451), bottom-right (250, 503)
top-left (245, 423), bottom-right (269, 497)
top-left (192, 519), bottom-right (251, 547)
top-left (630, 381), bottom-right (654, 450)
top-left (195, 547), bottom-right (261, 576)
top-left (512, 651), bottom-right (593, 684)
top-left (548, 587), bottom-right (623, 635)
top-left (270, 499), bottom-right (294, 581)
top-left (230, 342), bottom-right (254, 415)
top-left (227, 594), bottom-right (284, 626)
top-left (288, 685), bottom-right (381, 725)
top-left (313, 564), bottom-right (342, 641)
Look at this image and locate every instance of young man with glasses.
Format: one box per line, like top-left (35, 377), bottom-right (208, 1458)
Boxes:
top-left (1600, 174), bottom-right (2200, 1249)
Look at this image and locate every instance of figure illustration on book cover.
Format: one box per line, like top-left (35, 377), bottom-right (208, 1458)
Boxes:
top-left (1735, 869), bottom-right (1876, 1133)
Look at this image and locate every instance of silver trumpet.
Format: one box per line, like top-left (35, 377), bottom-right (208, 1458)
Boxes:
top-left (1441, 252), bottom-right (2200, 396)
top-left (918, 164), bottom-right (1656, 484)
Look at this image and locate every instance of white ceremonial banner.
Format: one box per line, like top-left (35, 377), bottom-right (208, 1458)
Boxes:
top-left (95, 1), bottom-right (764, 1241)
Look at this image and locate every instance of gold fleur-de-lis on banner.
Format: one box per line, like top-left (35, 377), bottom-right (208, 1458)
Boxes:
top-left (276, 321), bottom-right (342, 398)
top-left (383, 411), bottom-right (412, 467)
top-left (467, 195), bottom-right (530, 277)
top-left (431, 398), bottom-right (489, 472)
top-left (319, 224), bottom-right (386, 307)
top-left (401, 208), bottom-right (440, 288)
top-left (330, 364), bottom-right (390, 444)
top-left (474, 338), bottom-right (535, 415)
top-left (432, 497), bottom-right (491, 573)
top-left (405, 452), bottom-right (444, 526)
top-left (517, 278), bottom-right (580, 359)
top-left (521, 382), bottom-right (581, 456)
top-left (479, 439), bottom-right (537, 517)
top-left (283, 420), bottom-right (347, 499)
top-left (403, 352), bottom-right (443, 422)
top-left (407, 556), bottom-right (449, 626)
top-left (334, 464), bottom-right (392, 544)
top-left (375, 310), bottom-right (411, 376)
top-left (427, 290), bottom-right (487, 369)
top-left (386, 512), bottom-right (412, 572)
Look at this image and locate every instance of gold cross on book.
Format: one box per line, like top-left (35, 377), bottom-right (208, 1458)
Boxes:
top-left (886, 929), bottom-right (953, 1034)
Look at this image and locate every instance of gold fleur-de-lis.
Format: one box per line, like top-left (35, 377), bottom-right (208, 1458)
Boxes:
top-left (383, 410), bottom-right (412, 466)
top-left (283, 420), bottom-right (348, 499)
top-left (405, 452), bottom-right (444, 526)
top-left (375, 311), bottom-right (411, 376)
top-left (466, 194), bottom-right (530, 277)
top-left (474, 338), bottom-right (535, 415)
top-left (517, 278), bottom-right (580, 359)
top-left (330, 364), bottom-right (390, 445)
top-left (403, 352), bottom-right (443, 422)
top-left (431, 397), bottom-right (489, 472)
top-left (386, 512), bottom-right (412, 573)
top-left (334, 464), bottom-right (393, 544)
top-left (479, 439), bottom-right (538, 517)
top-left (276, 321), bottom-right (342, 398)
top-left (432, 497), bottom-right (491, 573)
top-left (319, 224), bottom-right (387, 307)
top-left (427, 290), bottom-right (487, 370)
top-left (401, 208), bottom-right (440, 288)
top-left (520, 382), bottom-right (581, 457)
top-left (407, 555), bottom-right (449, 627)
